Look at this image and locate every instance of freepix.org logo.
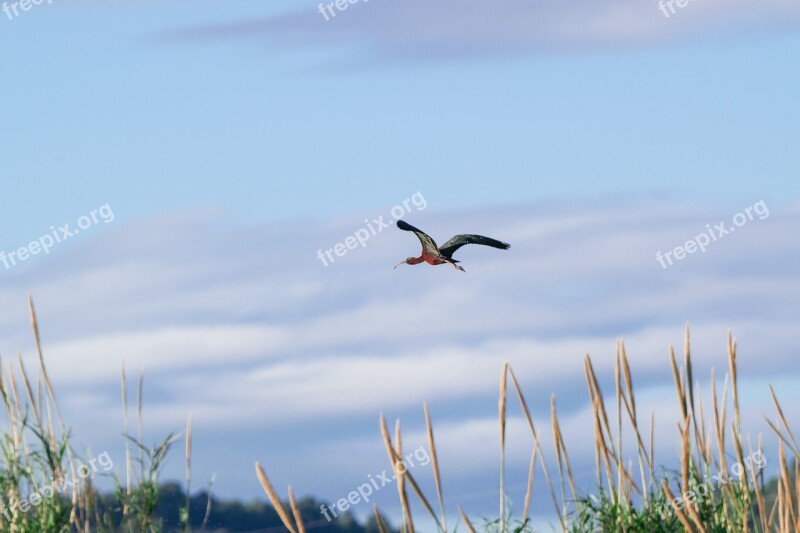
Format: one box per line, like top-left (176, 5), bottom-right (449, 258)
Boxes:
top-left (1, 451), bottom-right (113, 519)
top-left (656, 201), bottom-right (768, 269)
top-left (2, 0), bottom-right (53, 21)
top-left (319, 445), bottom-right (430, 521)
top-left (1, 203), bottom-right (115, 271)
top-left (658, 451), bottom-right (767, 518)
top-left (316, 192), bottom-right (427, 267)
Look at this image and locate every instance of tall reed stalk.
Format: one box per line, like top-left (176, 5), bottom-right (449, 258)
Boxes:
top-left (256, 327), bottom-right (798, 533)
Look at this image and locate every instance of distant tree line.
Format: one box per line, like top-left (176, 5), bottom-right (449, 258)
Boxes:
top-left (95, 482), bottom-right (393, 533)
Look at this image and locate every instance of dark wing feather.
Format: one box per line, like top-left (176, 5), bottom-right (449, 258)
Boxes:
top-left (396, 220), bottom-right (440, 255)
top-left (439, 234), bottom-right (510, 259)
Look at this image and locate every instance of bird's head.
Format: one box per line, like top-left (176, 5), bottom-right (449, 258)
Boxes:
top-left (394, 257), bottom-right (415, 269)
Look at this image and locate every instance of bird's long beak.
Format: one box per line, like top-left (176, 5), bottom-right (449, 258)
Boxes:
top-left (394, 260), bottom-right (406, 269)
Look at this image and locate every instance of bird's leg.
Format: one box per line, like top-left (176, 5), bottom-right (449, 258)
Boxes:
top-left (450, 261), bottom-right (465, 272)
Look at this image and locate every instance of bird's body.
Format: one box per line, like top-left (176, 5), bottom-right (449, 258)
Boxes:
top-left (394, 220), bottom-right (510, 272)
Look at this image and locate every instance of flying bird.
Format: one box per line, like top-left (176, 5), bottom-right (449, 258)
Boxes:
top-left (394, 220), bottom-right (510, 272)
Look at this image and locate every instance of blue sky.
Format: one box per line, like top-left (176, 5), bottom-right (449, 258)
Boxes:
top-left (1, 0), bottom-right (800, 529)
top-left (2, 0), bottom-right (799, 244)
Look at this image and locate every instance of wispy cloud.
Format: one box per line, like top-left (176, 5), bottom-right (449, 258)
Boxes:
top-left (163, 0), bottom-right (800, 61)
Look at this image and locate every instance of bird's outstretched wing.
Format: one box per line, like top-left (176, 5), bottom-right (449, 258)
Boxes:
top-left (439, 234), bottom-right (510, 259)
top-left (397, 220), bottom-right (440, 255)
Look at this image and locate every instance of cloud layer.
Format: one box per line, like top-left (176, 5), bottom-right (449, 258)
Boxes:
top-left (1, 198), bottom-right (798, 520)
